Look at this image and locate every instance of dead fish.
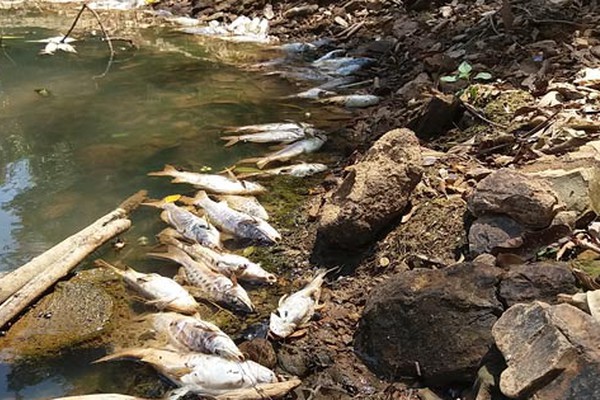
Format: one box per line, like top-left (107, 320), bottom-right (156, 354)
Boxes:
top-left (95, 348), bottom-right (277, 396)
top-left (147, 312), bottom-right (244, 361)
top-left (243, 133), bottom-right (327, 169)
top-left (220, 128), bottom-right (308, 147)
top-left (96, 260), bottom-right (199, 314)
top-left (269, 269), bottom-right (329, 338)
top-left (278, 42), bottom-right (316, 54)
top-left (223, 122), bottom-right (304, 133)
top-left (149, 246), bottom-right (254, 313)
top-left (317, 76), bottom-right (356, 90)
top-left (313, 49), bottom-right (346, 64)
top-left (215, 194), bottom-right (269, 220)
top-left (159, 229), bottom-right (276, 285)
top-left (237, 163), bottom-right (328, 179)
top-left (283, 87), bottom-right (336, 100)
top-left (314, 57), bottom-right (374, 75)
top-left (148, 164), bottom-right (266, 195)
top-left (159, 202), bottom-right (221, 249)
top-left (320, 94), bottom-right (380, 108)
top-left (192, 191), bottom-right (281, 246)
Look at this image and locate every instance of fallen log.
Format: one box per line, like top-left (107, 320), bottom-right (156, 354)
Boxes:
top-left (215, 378), bottom-right (302, 400)
top-left (0, 190), bottom-right (146, 329)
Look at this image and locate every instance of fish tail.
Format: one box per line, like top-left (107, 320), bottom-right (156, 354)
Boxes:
top-left (191, 190), bottom-right (209, 206)
top-left (156, 228), bottom-right (183, 246)
top-left (221, 136), bottom-right (240, 147)
top-left (147, 164), bottom-right (177, 177)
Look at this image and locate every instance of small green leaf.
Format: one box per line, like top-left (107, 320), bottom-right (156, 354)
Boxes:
top-left (458, 61), bottom-right (472, 76)
top-left (474, 72), bottom-right (493, 80)
top-left (440, 75), bottom-right (459, 83)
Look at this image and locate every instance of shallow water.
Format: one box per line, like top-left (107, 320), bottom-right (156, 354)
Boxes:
top-left (0, 9), bottom-right (327, 400)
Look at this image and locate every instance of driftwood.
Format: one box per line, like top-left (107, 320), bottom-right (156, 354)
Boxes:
top-left (0, 190), bottom-right (146, 329)
top-left (215, 378), bottom-right (302, 400)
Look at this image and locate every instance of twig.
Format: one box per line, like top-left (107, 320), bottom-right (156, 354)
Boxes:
top-left (84, 5), bottom-right (115, 79)
top-left (60, 3), bottom-right (116, 79)
top-left (61, 4), bottom-right (86, 43)
top-left (462, 101), bottom-right (508, 129)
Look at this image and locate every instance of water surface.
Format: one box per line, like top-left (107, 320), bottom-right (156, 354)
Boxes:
top-left (0, 10), bottom-right (321, 399)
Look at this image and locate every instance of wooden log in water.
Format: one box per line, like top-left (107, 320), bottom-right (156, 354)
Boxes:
top-left (0, 190), bottom-right (147, 329)
top-left (215, 378), bottom-right (302, 400)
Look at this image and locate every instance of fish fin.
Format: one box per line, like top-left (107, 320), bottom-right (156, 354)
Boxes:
top-left (94, 259), bottom-right (125, 275)
top-left (288, 328), bottom-right (308, 339)
top-left (190, 190), bottom-right (209, 206)
top-left (93, 348), bottom-right (149, 364)
top-left (170, 367), bottom-right (194, 379)
top-left (237, 156), bottom-right (262, 165)
top-left (222, 166), bottom-right (239, 181)
top-left (147, 164), bottom-right (178, 177)
top-left (256, 158), bottom-right (270, 169)
top-left (221, 136), bottom-right (240, 147)
top-left (170, 177), bottom-right (188, 184)
top-left (231, 273), bottom-right (239, 287)
top-left (148, 246), bottom-right (190, 265)
top-left (156, 228), bottom-right (184, 244)
top-left (278, 294), bottom-right (289, 307)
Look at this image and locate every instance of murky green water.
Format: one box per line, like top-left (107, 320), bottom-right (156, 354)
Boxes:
top-left (0, 10), bottom-right (331, 400)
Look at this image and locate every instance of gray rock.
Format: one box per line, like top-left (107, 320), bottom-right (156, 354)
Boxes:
top-left (499, 262), bottom-right (578, 307)
top-left (355, 263), bottom-right (503, 385)
top-left (467, 169), bottom-right (560, 229)
top-left (317, 128), bottom-right (423, 249)
top-left (468, 215), bottom-right (525, 256)
top-left (493, 301), bottom-right (600, 399)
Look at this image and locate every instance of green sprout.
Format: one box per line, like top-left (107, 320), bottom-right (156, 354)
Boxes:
top-left (440, 61), bottom-right (492, 83)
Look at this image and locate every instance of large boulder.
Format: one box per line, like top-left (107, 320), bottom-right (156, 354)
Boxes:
top-left (499, 262), bottom-right (578, 307)
top-left (467, 169), bottom-right (560, 229)
top-left (355, 263), bottom-right (503, 385)
top-left (317, 128), bottom-right (423, 249)
top-left (492, 301), bottom-right (600, 399)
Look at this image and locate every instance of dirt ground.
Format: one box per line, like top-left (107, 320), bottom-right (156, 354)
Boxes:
top-left (140, 0), bottom-right (600, 399)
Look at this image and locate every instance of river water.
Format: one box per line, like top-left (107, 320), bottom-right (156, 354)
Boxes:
top-left (0, 7), bottom-right (331, 399)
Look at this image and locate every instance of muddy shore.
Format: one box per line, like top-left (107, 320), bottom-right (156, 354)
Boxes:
top-left (2, 0), bottom-right (600, 399)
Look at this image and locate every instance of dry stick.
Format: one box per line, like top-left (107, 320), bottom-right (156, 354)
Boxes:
top-left (60, 3), bottom-right (116, 79)
top-left (0, 190), bottom-right (147, 329)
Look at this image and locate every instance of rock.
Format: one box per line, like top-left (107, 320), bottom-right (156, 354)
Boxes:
top-left (492, 302), bottom-right (600, 399)
top-left (238, 338), bottom-right (277, 369)
top-left (499, 262), bottom-right (578, 307)
top-left (355, 263), bottom-right (503, 385)
top-left (317, 128), bottom-right (423, 249)
top-left (277, 346), bottom-right (311, 377)
top-left (528, 167), bottom-right (600, 216)
top-left (408, 94), bottom-right (463, 139)
top-left (468, 215), bottom-right (525, 256)
top-left (396, 72), bottom-right (432, 101)
top-left (467, 169), bottom-right (560, 229)
top-left (0, 279), bottom-right (113, 358)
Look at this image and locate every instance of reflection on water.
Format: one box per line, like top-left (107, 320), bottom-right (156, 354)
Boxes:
top-left (0, 14), bottom-right (314, 400)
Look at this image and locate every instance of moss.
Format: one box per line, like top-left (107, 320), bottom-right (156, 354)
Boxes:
top-left (483, 90), bottom-right (534, 126)
top-left (573, 260), bottom-right (600, 279)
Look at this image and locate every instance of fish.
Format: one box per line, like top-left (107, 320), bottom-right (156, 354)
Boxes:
top-left (220, 128), bottom-right (308, 147)
top-left (312, 49), bottom-right (346, 65)
top-left (284, 87), bottom-right (336, 100)
top-left (314, 57), bottom-right (374, 75)
top-left (215, 194), bottom-right (269, 220)
top-left (191, 191), bottom-right (281, 246)
top-left (244, 133), bottom-right (327, 169)
top-left (95, 260), bottom-right (199, 314)
top-left (223, 122), bottom-right (304, 133)
top-left (149, 246), bottom-right (255, 313)
top-left (95, 348), bottom-right (277, 396)
top-left (159, 202), bottom-right (221, 249)
top-left (146, 312), bottom-right (244, 361)
top-left (269, 269), bottom-right (329, 338)
top-left (317, 76), bottom-right (356, 90)
top-left (148, 164), bottom-right (266, 195)
top-left (237, 163), bottom-right (328, 179)
top-left (159, 229), bottom-right (277, 285)
top-left (320, 94), bottom-right (380, 108)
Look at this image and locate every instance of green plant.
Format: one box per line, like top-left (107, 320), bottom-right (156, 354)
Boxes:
top-left (440, 61), bottom-right (492, 83)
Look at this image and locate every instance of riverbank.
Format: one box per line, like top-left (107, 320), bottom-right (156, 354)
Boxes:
top-left (2, 0), bottom-right (600, 399)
